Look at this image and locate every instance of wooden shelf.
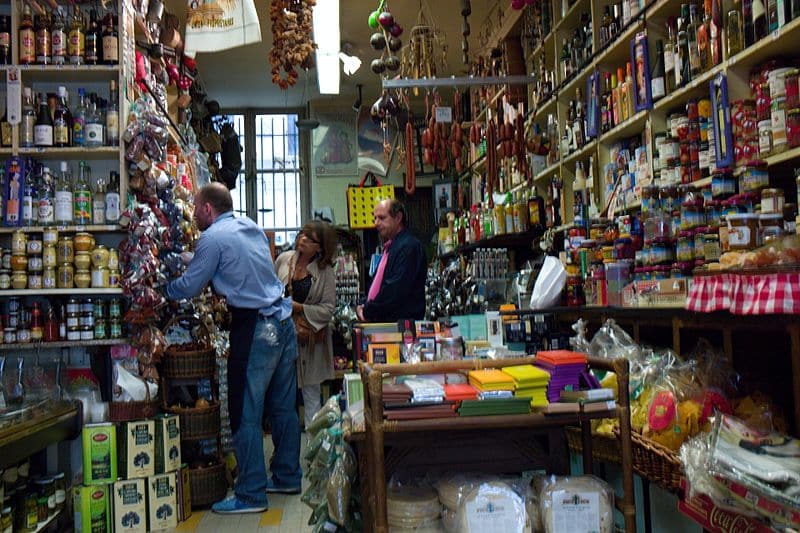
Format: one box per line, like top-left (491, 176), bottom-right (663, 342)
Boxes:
top-left (0, 338), bottom-right (128, 350)
top-left (16, 64), bottom-right (119, 83)
top-left (594, 18), bottom-right (644, 68)
top-left (17, 146), bottom-right (119, 159)
top-left (481, 6), bottom-right (525, 56)
top-left (0, 288), bottom-right (122, 296)
top-left (528, 93), bottom-right (558, 129)
top-left (0, 400), bottom-right (81, 469)
top-left (437, 228), bottom-right (543, 262)
top-left (0, 224), bottom-right (122, 233)
top-left (562, 140), bottom-right (597, 168)
top-left (653, 63), bottom-right (722, 113)
top-left (554, 0), bottom-right (588, 35)
top-left (764, 145), bottom-right (800, 167)
top-left (558, 64), bottom-right (593, 102)
top-left (475, 86), bottom-right (506, 124)
top-left (727, 16), bottom-right (800, 70)
top-left (533, 160), bottom-right (561, 183)
top-left (599, 109), bottom-right (648, 145)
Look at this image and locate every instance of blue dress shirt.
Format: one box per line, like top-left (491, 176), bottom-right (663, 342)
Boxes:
top-left (165, 211), bottom-right (292, 319)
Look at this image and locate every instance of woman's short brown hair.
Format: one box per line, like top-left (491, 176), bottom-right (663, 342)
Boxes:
top-left (302, 220), bottom-right (337, 268)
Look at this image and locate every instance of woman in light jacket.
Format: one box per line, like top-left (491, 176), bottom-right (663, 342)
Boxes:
top-left (274, 220), bottom-right (337, 428)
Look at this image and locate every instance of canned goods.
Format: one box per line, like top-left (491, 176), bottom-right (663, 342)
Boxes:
top-left (26, 238), bottom-right (42, 255)
top-left (79, 327), bottom-right (93, 341)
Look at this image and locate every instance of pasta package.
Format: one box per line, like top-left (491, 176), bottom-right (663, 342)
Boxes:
top-left (539, 476), bottom-right (614, 533)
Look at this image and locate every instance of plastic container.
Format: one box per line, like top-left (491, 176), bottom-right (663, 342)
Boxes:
top-left (727, 213), bottom-right (760, 250)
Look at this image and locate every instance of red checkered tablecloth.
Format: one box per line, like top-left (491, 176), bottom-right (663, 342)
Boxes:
top-left (686, 272), bottom-right (800, 314)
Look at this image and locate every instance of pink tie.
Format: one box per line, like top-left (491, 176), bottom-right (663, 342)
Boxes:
top-left (367, 240), bottom-right (392, 302)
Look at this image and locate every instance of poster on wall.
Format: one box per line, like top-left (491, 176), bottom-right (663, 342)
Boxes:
top-left (313, 113), bottom-right (358, 177)
top-left (357, 108), bottom-right (399, 177)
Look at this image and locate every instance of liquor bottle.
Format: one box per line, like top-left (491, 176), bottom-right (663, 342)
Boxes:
top-left (34, 12), bottom-right (51, 65)
top-left (600, 73), bottom-right (611, 133)
top-left (728, 6), bottom-right (744, 56)
top-left (19, 4), bottom-right (35, 65)
top-left (697, 1), bottom-right (710, 72)
top-left (85, 94), bottom-right (103, 147)
top-left (34, 93), bottom-right (53, 147)
top-left (743, 0), bottom-right (755, 47)
top-left (73, 161), bottom-right (92, 224)
top-left (687, 3), bottom-right (702, 78)
top-left (68, 5), bottom-right (85, 65)
top-left (573, 87), bottom-right (585, 149)
top-left (0, 16), bottom-right (10, 64)
top-left (609, 3), bottom-right (620, 40)
top-left (22, 165), bottom-right (36, 226)
top-left (106, 80), bottom-right (119, 146)
top-left (651, 40), bottom-right (666, 101)
top-left (600, 6), bottom-right (612, 46)
top-left (710, 0), bottom-right (722, 66)
top-left (0, 107), bottom-right (11, 147)
top-left (527, 187), bottom-right (545, 231)
top-left (752, 0), bottom-right (767, 42)
top-left (51, 7), bottom-right (65, 65)
top-left (84, 9), bottom-right (99, 65)
top-left (92, 177), bottom-right (106, 225)
top-left (665, 17), bottom-right (677, 94)
top-left (611, 71), bottom-right (620, 127)
top-left (676, 5), bottom-right (691, 87)
top-left (37, 166), bottom-right (55, 226)
top-left (54, 161), bottom-right (73, 224)
top-left (72, 88), bottom-right (87, 146)
top-left (617, 66), bottom-right (628, 123)
top-left (105, 171), bottom-right (120, 223)
top-left (102, 12), bottom-right (118, 65)
top-left (560, 38), bottom-right (571, 81)
top-left (21, 88), bottom-right (36, 148)
top-left (53, 86), bottom-right (71, 147)
top-left (622, 63), bottom-right (633, 122)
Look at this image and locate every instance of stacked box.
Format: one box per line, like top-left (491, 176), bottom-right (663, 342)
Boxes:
top-left (175, 465), bottom-right (192, 522)
top-left (82, 423), bottom-right (117, 485)
top-left (73, 484), bottom-right (110, 533)
top-left (147, 473), bottom-right (178, 531)
top-left (154, 414), bottom-right (181, 474)
top-left (118, 420), bottom-right (155, 479)
top-left (112, 478), bottom-right (146, 533)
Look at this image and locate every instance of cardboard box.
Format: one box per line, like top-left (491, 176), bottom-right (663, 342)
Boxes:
top-left (175, 465), bottom-right (192, 522)
top-left (82, 423), bottom-right (117, 485)
top-left (73, 484), bottom-right (110, 533)
top-left (633, 278), bottom-right (690, 308)
top-left (677, 480), bottom-right (773, 533)
top-left (112, 478), bottom-right (146, 533)
top-left (147, 473), bottom-right (178, 531)
top-left (118, 420), bottom-right (155, 479)
top-left (154, 414), bottom-right (181, 474)
top-left (343, 373), bottom-right (364, 411)
top-left (367, 343), bottom-right (400, 364)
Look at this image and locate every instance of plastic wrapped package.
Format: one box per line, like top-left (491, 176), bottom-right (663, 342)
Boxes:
top-left (435, 473), bottom-right (497, 512)
top-left (386, 486), bottom-right (441, 531)
top-left (454, 481), bottom-right (527, 533)
top-left (305, 428), bottom-right (327, 463)
top-left (643, 358), bottom-right (705, 451)
top-left (308, 395), bottom-right (341, 436)
top-left (587, 319), bottom-right (642, 362)
top-left (734, 392), bottom-right (786, 434)
top-left (539, 476), bottom-right (614, 533)
top-left (327, 443), bottom-right (357, 527)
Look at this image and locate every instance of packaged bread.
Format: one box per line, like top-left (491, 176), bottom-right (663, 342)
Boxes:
top-left (539, 475), bottom-right (614, 533)
top-left (454, 481), bottom-right (527, 533)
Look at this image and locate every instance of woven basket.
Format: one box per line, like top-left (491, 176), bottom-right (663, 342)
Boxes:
top-left (162, 348), bottom-right (216, 379)
top-left (630, 431), bottom-right (683, 493)
top-left (109, 382), bottom-right (160, 422)
top-left (565, 426), bottom-right (622, 464)
top-left (163, 316), bottom-right (212, 365)
top-left (188, 462), bottom-right (228, 507)
top-left (165, 402), bottom-right (220, 440)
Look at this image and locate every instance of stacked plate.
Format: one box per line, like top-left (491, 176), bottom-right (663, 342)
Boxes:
top-left (387, 486), bottom-right (443, 532)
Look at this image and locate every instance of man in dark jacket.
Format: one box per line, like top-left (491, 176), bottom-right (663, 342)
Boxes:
top-left (356, 199), bottom-right (426, 322)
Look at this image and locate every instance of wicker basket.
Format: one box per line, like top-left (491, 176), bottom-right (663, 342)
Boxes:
top-left (630, 431), bottom-right (684, 493)
top-left (565, 426), bottom-right (622, 464)
top-left (162, 348), bottom-right (216, 379)
top-left (165, 402), bottom-right (220, 440)
top-left (109, 382), bottom-right (160, 422)
top-left (188, 462), bottom-right (228, 507)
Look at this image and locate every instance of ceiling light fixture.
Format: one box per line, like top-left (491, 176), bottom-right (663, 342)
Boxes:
top-left (339, 51), bottom-right (362, 76)
top-left (313, 0), bottom-right (341, 94)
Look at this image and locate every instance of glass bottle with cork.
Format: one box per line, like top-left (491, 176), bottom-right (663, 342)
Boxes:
top-left (18, 4), bottom-right (34, 65)
top-left (51, 7), bottom-right (66, 65)
top-left (68, 4), bottom-right (84, 65)
top-left (73, 161), bottom-right (92, 225)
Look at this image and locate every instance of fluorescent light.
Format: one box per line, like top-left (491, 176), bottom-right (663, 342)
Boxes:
top-left (313, 0), bottom-right (341, 94)
top-left (339, 52), bottom-right (362, 76)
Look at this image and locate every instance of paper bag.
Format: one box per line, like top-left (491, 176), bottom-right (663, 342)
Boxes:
top-left (529, 256), bottom-right (566, 309)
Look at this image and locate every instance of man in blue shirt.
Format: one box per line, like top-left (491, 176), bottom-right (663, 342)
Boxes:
top-left (166, 182), bottom-right (302, 513)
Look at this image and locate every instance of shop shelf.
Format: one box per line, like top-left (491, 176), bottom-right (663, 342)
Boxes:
top-left (30, 508), bottom-right (63, 533)
top-left (527, 93), bottom-right (557, 128)
top-left (17, 146), bottom-right (120, 159)
top-left (652, 63), bottom-right (723, 114)
top-left (562, 140), bottom-right (597, 169)
top-left (0, 400), bottom-right (81, 469)
top-left (0, 224), bottom-right (123, 233)
top-left (17, 64), bottom-right (120, 82)
top-left (481, 5), bottom-right (525, 56)
top-left (554, 0), bottom-right (589, 35)
top-left (528, 31), bottom-right (552, 61)
top-left (0, 288), bottom-right (123, 296)
top-left (533, 160), bottom-right (561, 183)
top-left (727, 16), bottom-right (800, 71)
top-left (593, 17), bottom-right (645, 70)
top-left (437, 228), bottom-right (543, 262)
top-left (558, 63), bottom-right (593, 103)
top-left (599, 109), bottom-right (648, 145)
top-left (0, 147), bottom-right (12, 155)
top-left (474, 86), bottom-right (506, 124)
top-left (0, 338), bottom-right (129, 350)
top-left (764, 145), bottom-right (800, 167)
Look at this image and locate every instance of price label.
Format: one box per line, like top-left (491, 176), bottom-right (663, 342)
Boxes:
top-left (6, 67), bottom-right (21, 125)
top-left (435, 106), bottom-right (453, 123)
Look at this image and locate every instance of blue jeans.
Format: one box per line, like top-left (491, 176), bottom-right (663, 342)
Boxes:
top-left (233, 316), bottom-right (301, 505)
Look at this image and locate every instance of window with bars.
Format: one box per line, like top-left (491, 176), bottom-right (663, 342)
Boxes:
top-left (222, 112), bottom-right (303, 247)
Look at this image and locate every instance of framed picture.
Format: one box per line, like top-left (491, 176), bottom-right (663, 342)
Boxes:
top-left (433, 178), bottom-right (455, 225)
top-left (357, 108), bottom-right (400, 176)
top-left (586, 70), bottom-right (600, 139)
top-left (312, 112), bottom-right (358, 177)
top-left (631, 32), bottom-right (652, 112)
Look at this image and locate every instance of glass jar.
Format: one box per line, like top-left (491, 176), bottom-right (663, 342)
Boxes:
top-left (42, 268), bottom-right (56, 289)
top-left (73, 232), bottom-right (95, 252)
top-left (108, 269), bottom-right (120, 288)
top-left (771, 97), bottom-right (788, 153)
top-left (760, 213), bottom-right (784, 243)
top-left (711, 168), bottom-right (736, 200)
top-left (24, 490), bottom-right (37, 530)
top-left (10, 231), bottom-right (26, 255)
top-left (10, 255), bottom-right (27, 272)
top-left (694, 228), bottom-right (706, 260)
top-left (90, 245), bottom-right (109, 268)
top-left (728, 213), bottom-right (760, 250)
top-left (25, 238), bottom-right (41, 256)
top-left (650, 238), bottom-right (675, 265)
top-left (57, 264), bottom-right (74, 288)
top-left (107, 248), bottom-right (119, 270)
top-left (42, 227), bottom-right (58, 246)
top-left (26, 255), bottom-right (41, 273)
top-left (27, 274), bottom-right (42, 290)
top-left (1, 506), bottom-right (11, 533)
top-left (52, 473), bottom-right (65, 511)
top-left (74, 269), bottom-right (91, 289)
top-left (704, 233), bottom-right (721, 262)
top-left (785, 69), bottom-right (800, 109)
top-left (56, 237), bottom-right (74, 264)
top-left (677, 231), bottom-right (695, 262)
top-left (36, 496), bottom-right (47, 523)
top-left (704, 201), bottom-right (722, 229)
top-left (11, 273), bottom-right (26, 290)
top-left (0, 270), bottom-right (10, 290)
top-left (73, 251), bottom-right (91, 271)
top-left (42, 244), bottom-right (56, 268)
top-left (758, 119), bottom-right (773, 156)
top-left (788, 108), bottom-right (800, 149)
top-left (681, 200), bottom-right (705, 230)
top-left (738, 163), bottom-right (769, 193)
top-left (756, 82), bottom-right (771, 121)
top-left (91, 267), bottom-right (108, 288)
top-left (761, 188), bottom-right (785, 214)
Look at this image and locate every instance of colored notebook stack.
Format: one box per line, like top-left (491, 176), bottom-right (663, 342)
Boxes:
top-left (534, 350), bottom-right (588, 403)
top-left (467, 369), bottom-right (516, 394)
top-left (443, 383), bottom-right (479, 402)
top-left (383, 383), bottom-right (413, 406)
top-left (501, 364), bottom-right (551, 407)
top-left (457, 397), bottom-right (532, 416)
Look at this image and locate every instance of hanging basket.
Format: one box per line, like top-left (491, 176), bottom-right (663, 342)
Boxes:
top-left (165, 402), bottom-right (220, 440)
top-left (162, 315), bottom-right (215, 378)
top-left (188, 462), bottom-right (228, 507)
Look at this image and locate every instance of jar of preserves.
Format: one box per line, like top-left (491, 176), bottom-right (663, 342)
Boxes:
top-left (27, 274), bottom-right (42, 290)
top-left (73, 232), bottom-right (95, 252)
top-left (704, 233), bottom-right (721, 262)
top-left (108, 269), bottom-right (120, 287)
top-left (80, 326), bottom-right (93, 341)
top-left (73, 251), bottom-right (91, 271)
top-left (10, 231), bottom-right (26, 255)
top-left (56, 237), bottom-right (73, 264)
top-left (761, 188), bottom-right (785, 214)
top-left (738, 163), bottom-right (769, 193)
top-left (66, 326), bottom-right (80, 341)
top-left (36, 495), bottom-right (47, 523)
top-left (94, 318), bottom-right (107, 340)
top-left (107, 248), bottom-right (119, 270)
top-left (772, 97), bottom-right (788, 153)
top-left (74, 269), bottom-right (91, 289)
top-left (57, 264), bottom-right (74, 288)
top-left (24, 490), bottom-right (37, 530)
top-left (42, 244), bottom-right (56, 268)
top-left (0, 270), bottom-right (10, 290)
top-left (758, 119), bottom-right (773, 156)
top-left (728, 213), bottom-right (760, 250)
top-left (756, 82), bottom-right (771, 121)
top-left (677, 231), bottom-right (695, 262)
top-left (52, 473), bottom-right (65, 511)
top-left (25, 238), bottom-right (41, 256)
top-left (90, 245), bottom-right (109, 268)
top-left (694, 227), bottom-right (706, 260)
top-left (42, 227), bottom-right (58, 246)
top-left (26, 255), bottom-right (41, 272)
top-left (10, 255), bottom-right (27, 272)
top-left (785, 69), bottom-right (800, 109)
top-left (11, 273), bottom-right (26, 290)
top-left (66, 298), bottom-right (79, 314)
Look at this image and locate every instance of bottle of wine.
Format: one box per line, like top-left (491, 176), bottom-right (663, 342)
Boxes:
top-left (651, 40), bottom-right (666, 101)
top-left (106, 80), bottom-right (119, 146)
top-left (752, 0), bottom-right (767, 42)
top-left (687, 3), bottom-right (702, 78)
top-left (73, 161), bottom-right (92, 224)
top-left (54, 161), bottom-right (73, 225)
top-left (18, 4), bottom-right (34, 65)
top-left (0, 106), bottom-right (11, 148)
top-left (34, 92), bottom-right (54, 147)
top-left (72, 88), bottom-right (87, 147)
top-left (85, 94), bottom-right (104, 147)
top-left (21, 88), bottom-right (36, 148)
top-left (105, 170), bottom-right (120, 223)
top-left (85, 8), bottom-right (99, 65)
top-left (102, 11), bottom-right (118, 65)
top-left (676, 5), bottom-right (691, 87)
top-left (68, 4), bottom-right (85, 65)
top-left (51, 7), bottom-right (66, 65)
top-left (53, 86), bottom-right (72, 147)
top-left (37, 166), bottom-right (55, 226)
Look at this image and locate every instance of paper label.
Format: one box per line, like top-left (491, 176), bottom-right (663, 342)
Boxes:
top-left (551, 491), bottom-right (600, 533)
top-left (6, 68), bottom-right (20, 125)
top-left (465, 495), bottom-right (522, 532)
top-left (435, 106), bottom-right (452, 123)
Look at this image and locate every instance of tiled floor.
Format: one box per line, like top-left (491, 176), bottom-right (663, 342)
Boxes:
top-left (173, 436), bottom-right (313, 532)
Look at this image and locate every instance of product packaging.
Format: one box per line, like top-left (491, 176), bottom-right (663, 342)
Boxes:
top-left (73, 484), bottom-right (110, 533)
top-left (112, 478), bottom-right (146, 533)
top-left (154, 414), bottom-right (181, 474)
top-left (146, 473), bottom-right (177, 531)
top-left (118, 420), bottom-right (155, 479)
top-left (82, 423), bottom-right (117, 485)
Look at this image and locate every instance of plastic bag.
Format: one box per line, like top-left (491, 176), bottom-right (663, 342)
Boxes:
top-left (454, 481), bottom-right (526, 533)
top-left (327, 443), bottom-right (357, 526)
top-left (642, 357), bottom-right (704, 451)
top-left (113, 361), bottom-right (159, 402)
top-left (539, 475), bottom-right (614, 533)
top-left (307, 395), bottom-right (341, 437)
top-left (529, 256), bottom-right (566, 309)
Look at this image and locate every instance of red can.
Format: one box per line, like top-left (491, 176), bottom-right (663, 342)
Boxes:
top-left (785, 69), bottom-right (800, 109)
top-left (686, 99), bottom-right (699, 120)
top-left (756, 82), bottom-right (771, 121)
